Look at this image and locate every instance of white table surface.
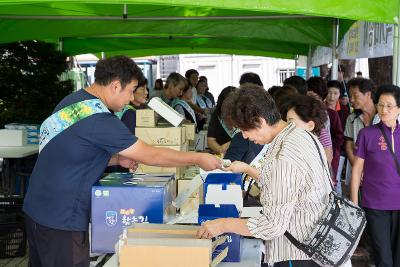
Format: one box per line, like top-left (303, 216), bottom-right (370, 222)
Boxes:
top-left (103, 238), bottom-right (263, 267)
top-left (0, 145), bottom-right (39, 158)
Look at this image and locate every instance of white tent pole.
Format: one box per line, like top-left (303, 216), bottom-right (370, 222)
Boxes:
top-left (306, 45), bottom-right (312, 79)
top-left (331, 18), bottom-right (339, 80)
top-left (58, 38), bottom-right (63, 52)
top-left (393, 23), bottom-right (399, 85)
top-left (101, 52), bottom-right (106, 59)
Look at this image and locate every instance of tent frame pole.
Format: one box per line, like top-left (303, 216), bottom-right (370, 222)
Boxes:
top-left (331, 18), bottom-right (339, 80)
top-left (307, 45), bottom-right (313, 79)
top-left (393, 23), bottom-right (400, 85)
top-left (0, 15), bottom-right (320, 21)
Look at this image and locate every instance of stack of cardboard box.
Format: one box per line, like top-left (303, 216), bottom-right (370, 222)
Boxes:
top-left (135, 109), bottom-right (197, 178)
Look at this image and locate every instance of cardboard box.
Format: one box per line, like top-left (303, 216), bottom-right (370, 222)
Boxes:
top-left (118, 224), bottom-right (227, 267)
top-left (148, 97), bottom-right (184, 127)
top-left (135, 126), bottom-right (186, 146)
top-left (204, 173), bottom-right (243, 212)
top-left (198, 204), bottom-right (241, 262)
top-left (194, 130), bottom-right (207, 151)
top-left (91, 173), bottom-right (176, 253)
top-left (177, 179), bottom-right (204, 214)
top-left (137, 142), bottom-right (188, 178)
top-left (155, 141), bottom-right (189, 152)
top-left (136, 109), bottom-right (156, 127)
top-left (0, 129), bottom-right (27, 146)
top-left (137, 165), bottom-right (186, 179)
top-left (178, 179), bottom-right (203, 199)
top-left (182, 123), bottom-right (196, 141)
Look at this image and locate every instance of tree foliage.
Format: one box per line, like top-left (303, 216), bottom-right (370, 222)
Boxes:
top-left (0, 41), bottom-right (73, 127)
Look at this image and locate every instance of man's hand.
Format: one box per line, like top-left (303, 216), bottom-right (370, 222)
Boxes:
top-left (118, 155), bottom-right (138, 171)
top-left (197, 153), bottom-right (223, 171)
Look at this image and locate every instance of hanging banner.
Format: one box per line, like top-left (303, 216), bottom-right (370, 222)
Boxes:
top-left (339, 21), bottom-right (394, 59)
top-left (312, 46), bottom-right (332, 66)
top-left (312, 21), bottom-right (394, 66)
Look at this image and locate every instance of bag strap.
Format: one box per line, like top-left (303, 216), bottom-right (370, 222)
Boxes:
top-left (378, 123), bottom-right (400, 176)
top-left (39, 99), bottom-right (109, 153)
top-left (283, 131), bottom-right (334, 254)
top-left (305, 131), bottom-right (335, 191)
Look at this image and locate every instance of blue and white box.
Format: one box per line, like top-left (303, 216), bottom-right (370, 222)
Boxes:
top-left (4, 123), bottom-right (40, 144)
top-left (91, 173), bottom-right (176, 253)
top-left (204, 173), bottom-right (243, 212)
top-left (198, 204), bottom-right (241, 262)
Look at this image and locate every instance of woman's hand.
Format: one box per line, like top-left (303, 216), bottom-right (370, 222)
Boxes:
top-left (223, 161), bottom-right (249, 174)
top-left (197, 218), bottom-right (227, 239)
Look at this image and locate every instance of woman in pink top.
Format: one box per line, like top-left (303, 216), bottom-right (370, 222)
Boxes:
top-left (283, 95), bottom-right (332, 157)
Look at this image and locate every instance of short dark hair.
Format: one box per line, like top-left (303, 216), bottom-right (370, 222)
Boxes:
top-left (138, 78), bottom-right (148, 88)
top-left (283, 95), bottom-right (328, 136)
top-left (185, 69), bottom-right (199, 79)
top-left (283, 75), bottom-right (307, 95)
top-left (327, 80), bottom-right (342, 91)
top-left (239, 72), bottom-right (263, 87)
top-left (271, 84), bottom-right (298, 111)
top-left (94, 56), bottom-right (144, 89)
top-left (307, 76), bottom-right (327, 99)
top-left (356, 71), bottom-right (362, 76)
top-left (347, 77), bottom-right (376, 100)
top-left (222, 84), bottom-right (280, 130)
top-left (165, 72), bottom-right (186, 88)
top-left (375, 84), bottom-right (400, 107)
top-left (215, 86), bottom-right (237, 117)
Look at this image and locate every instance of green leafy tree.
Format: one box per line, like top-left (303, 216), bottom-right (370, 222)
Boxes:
top-left (0, 41), bottom-right (73, 127)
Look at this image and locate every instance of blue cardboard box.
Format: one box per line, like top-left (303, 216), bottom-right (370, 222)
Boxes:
top-left (203, 173), bottom-right (242, 198)
top-left (91, 173), bottom-right (175, 253)
top-left (198, 204), bottom-right (241, 262)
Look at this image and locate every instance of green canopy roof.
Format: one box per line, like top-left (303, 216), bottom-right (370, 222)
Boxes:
top-left (0, 1), bottom-right (397, 57)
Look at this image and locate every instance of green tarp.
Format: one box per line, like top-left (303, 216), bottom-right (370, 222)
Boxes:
top-left (0, 1), bottom-right (397, 56)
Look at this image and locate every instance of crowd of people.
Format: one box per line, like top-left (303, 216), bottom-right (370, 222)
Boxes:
top-left (123, 63), bottom-right (400, 267)
top-left (126, 63), bottom-right (400, 266)
top-left (23, 56), bottom-right (399, 267)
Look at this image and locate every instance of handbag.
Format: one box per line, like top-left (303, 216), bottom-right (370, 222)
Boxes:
top-left (283, 131), bottom-right (367, 267)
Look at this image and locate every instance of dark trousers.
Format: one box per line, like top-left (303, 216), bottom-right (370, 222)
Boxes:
top-left (365, 208), bottom-right (400, 267)
top-left (25, 215), bottom-right (90, 267)
top-left (262, 260), bottom-right (320, 267)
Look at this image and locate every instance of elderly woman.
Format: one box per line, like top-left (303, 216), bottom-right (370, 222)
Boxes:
top-left (197, 85), bottom-right (331, 267)
top-left (351, 85), bottom-right (400, 267)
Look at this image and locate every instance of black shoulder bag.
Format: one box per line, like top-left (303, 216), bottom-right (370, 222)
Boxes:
top-left (283, 132), bottom-right (366, 267)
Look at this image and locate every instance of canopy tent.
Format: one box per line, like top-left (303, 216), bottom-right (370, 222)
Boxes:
top-left (0, 1), bottom-right (399, 80)
top-left (0, 0), bottom-right (396, 57)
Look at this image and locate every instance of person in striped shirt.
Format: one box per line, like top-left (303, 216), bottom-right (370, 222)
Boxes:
top-left (197, 85), bottom-right (331, 267)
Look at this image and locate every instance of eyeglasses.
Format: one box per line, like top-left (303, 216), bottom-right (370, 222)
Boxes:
top-left (376, 103), bottom-right (397, 111)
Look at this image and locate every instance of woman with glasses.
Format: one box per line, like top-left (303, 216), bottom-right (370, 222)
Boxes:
top-left (351, 85), bottom-right (400, 267)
